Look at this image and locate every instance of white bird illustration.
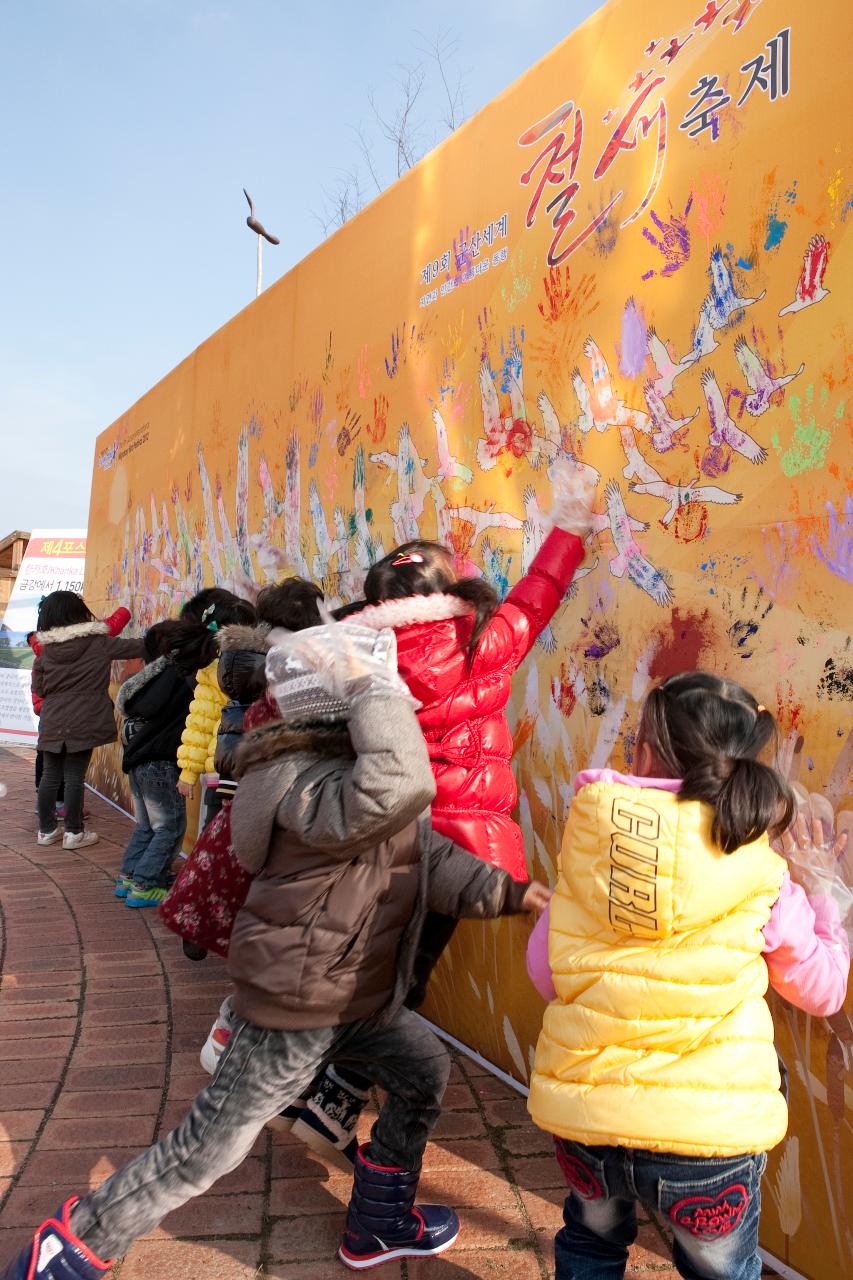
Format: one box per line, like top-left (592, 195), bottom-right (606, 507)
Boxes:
top-left (701, 369), bottom-right (767, 464)
top-left (535, 391), bottom-right (565, 465)
top-left (705, 247), bottom-right (766, 329)
top-left (647, 328), bottom-right (690, 397)
top-left (571, 366), bottom-right (596, 434)
top-left (309, 480), bottom-right (342, 580)
top-left (619, 422), bottom-right (663, 486)
top-left (643, 381), bottom-right (698, 452)
top-left (733, 336), bottom-right (805, 416)
top-left (680, 301), bottom-right (720, 366)
top-left (583, 337), bottom-right (624, 429)
top-left (477, 361), bottom-right (505, 470)
top-left (779, 235), bottom-right (830, 317)
top-left (433, 406), bottom-right (474, 484)
top-left (629, 473), bottom-right (743, 526)
top-left (604, 480), bottom-right (673, 606)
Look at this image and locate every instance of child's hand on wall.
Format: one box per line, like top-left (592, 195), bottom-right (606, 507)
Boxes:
top-left (521, 880), bottom-right (552, 913)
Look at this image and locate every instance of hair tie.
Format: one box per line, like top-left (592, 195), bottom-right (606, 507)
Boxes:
top-left (392, 552), bottom-right (424, 567)
top-left (756, 704), bottom-right (766, 714)
top-left (201, 603), bottom-right (219, 633)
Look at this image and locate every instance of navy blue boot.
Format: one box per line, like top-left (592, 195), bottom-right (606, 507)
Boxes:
top-left (338, 1145), bottom-right (459, 1270)
top-left (1, 1198), bottom-right (112, 1279)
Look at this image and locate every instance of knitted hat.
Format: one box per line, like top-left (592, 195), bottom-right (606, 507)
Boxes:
top-left (265, 620), bottom-right (408, 726)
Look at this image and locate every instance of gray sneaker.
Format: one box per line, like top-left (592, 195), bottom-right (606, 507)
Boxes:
top-left (37, 828), bottom-right (62, 846)
top-left (62, 831), bottom-right (99, 850)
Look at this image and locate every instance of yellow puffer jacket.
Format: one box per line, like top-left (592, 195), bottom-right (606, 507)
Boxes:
top-left (529, 778), bottom-right (787, 1157)
top-left (177, 660), bottom-right (229, 786)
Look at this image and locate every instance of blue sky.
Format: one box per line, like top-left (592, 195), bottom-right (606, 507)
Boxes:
top-left (0, 0), bottom-right (599, 533)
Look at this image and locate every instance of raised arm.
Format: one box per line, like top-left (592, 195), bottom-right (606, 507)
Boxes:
top-left (763, 873), bottom-right (849, 1018)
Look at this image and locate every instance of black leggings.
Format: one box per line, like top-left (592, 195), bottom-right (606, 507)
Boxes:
top-left (34, 750), bottom-right (64, 800)
top-left (38, 747), bottom-right (92, 835)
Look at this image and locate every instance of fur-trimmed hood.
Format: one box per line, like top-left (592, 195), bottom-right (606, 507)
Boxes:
top-left (115, 655), bottom-right (168, 715)
top-left (217, 622), bottom-right (272, 654)
top-left (352, 594), bottom-right (472, 632)
top-left (234, 717), bottom-right (353, 777)
top-left (36, 620), bottom-right (110, 645)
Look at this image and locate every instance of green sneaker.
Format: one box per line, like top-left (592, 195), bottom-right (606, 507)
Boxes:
top-left (126, 884), bottom-right (168, 909)
top-left (114, 876), bottom-right (133, 898)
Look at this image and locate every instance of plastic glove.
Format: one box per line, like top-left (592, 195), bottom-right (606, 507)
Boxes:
top-left (266, 621), bottom-right (419, 711)
top-left (773, 803), bottom-right (853, 950)
top-left (547, 457), bottom-right (598, 539)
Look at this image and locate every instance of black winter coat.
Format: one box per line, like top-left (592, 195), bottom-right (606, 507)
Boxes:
top-left (116, 657), bottom-right (194, 772)
top-left (214, 624), bottom-right (272, 792)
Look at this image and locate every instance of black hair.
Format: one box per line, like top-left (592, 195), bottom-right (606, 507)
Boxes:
top-left (363, 540), bottom-right (499, 662)
top-left (37, 591), bottom-right (95, 632)
top-left (143, 620), bottom-right (176, 662)
top-left (163, 588), bottom-right (257, 676)
top-left (256, 578), bottom-right (322, 632)
top-left (332, 600), bottom-right (368, 621)
top-left (637, 671), bottom-right (795, 854)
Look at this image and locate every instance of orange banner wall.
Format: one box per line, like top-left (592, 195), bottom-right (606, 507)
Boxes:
top-left (87, 2), bottom-right (851, 1273)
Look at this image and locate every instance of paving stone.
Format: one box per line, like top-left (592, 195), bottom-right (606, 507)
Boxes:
top-left (0, 748), bottom-right (676, 1275)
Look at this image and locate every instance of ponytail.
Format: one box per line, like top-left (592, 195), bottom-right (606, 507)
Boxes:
top-left (446, 578), bottom-right (500, 662)
top-left (639, 672), bottom-right (794, 854)
top-left (165, 588), bottom-right (257, 676)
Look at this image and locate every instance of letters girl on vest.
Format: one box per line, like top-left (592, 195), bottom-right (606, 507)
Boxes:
top-left (32, 592), bottom-right (144, 851)
top-left (526, 671), bottom-right (849, 1280)
top-left (2, 619), bottom-right (549, 1280)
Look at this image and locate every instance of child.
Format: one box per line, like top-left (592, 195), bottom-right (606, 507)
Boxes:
top-left (525, 671), bottom-right (850, 1280)
top-left (32, 592), bottom-right (145, 850)
top-left (2, 619), bottom-right (549, 1279)
top-left (287, 462), bottom-right (595, 1163)
top-left (160, 578), bottom-right (322, 958)
top-left (28, 607), bottom-right (129, 817)
top-left (174, 587), bottom-right (257, 821)
top-left (113, 620), bottom-right (195, 906)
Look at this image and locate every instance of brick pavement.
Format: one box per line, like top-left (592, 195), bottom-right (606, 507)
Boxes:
top-left (0, 745), bottom-right (678, 1278)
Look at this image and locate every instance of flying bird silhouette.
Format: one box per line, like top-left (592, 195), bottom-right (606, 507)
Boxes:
top-left (779, 235), bottom-right (831, 316)
top-left (733, 336), bottom-right (805, 416)
top-left (647, 328), bottom-right (691, 397)
top-left (643, 381), bottom-right (698, 453)
top-left (702, 369), bottom-right (767, 464)
top-left (629, 472), bottom-right (743, 526)
top-left (604, 480), bottom-right (673, 606)
top-left (243, 189), bottom-right (280, 245)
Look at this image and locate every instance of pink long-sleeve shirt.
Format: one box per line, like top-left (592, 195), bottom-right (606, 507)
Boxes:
top-left (527, 769), bottom-right (849, 1019)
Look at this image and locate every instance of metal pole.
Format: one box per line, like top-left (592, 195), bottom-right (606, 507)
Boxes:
top-left (256, 234), bottom-right (262, 297)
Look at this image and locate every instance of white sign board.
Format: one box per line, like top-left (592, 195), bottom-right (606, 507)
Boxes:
top-left (0, 530), bottom-right (87, 745)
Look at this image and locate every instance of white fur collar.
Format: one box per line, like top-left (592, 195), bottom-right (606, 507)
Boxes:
top-left (355, 595), bottom-right (472, 631)
top-left (37, 620), bottom-right (110, 645)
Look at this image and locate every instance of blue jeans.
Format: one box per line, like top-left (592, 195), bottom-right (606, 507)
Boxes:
top-left (121, 762), bottom-right (186, 887)
top-left (553, 1139), bottom-right (767, 1280)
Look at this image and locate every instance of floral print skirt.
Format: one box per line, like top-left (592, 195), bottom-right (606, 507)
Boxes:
top-left (159, 803), bottom-right (252, 958)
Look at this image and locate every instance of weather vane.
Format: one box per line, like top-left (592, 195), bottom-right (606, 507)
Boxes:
top-left (243, 188), bottom-right (280, 298)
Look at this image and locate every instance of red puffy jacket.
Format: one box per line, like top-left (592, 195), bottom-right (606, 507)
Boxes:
top-left (28, 607), bottom-right (130, 716)
top-left (356, 529), bottom-right (583, 881)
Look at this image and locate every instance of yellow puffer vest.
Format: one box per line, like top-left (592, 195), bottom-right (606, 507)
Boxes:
top-left (177, 660), bottom-right (228, 785)
top-left (529, 779), bottom-right (788, 1157)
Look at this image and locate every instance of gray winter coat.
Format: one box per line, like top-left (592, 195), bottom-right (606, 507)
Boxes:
top-left (32, 621), bottom-right (146, 753)
top-left (229, 690), bottom-right (528, 1031)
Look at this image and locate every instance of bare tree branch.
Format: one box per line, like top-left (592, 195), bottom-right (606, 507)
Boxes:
top-left (369, 64), bottom-right (426, 178)
top-left (421, 29), bottom-right (466, 133)
top-left (313, 167), bottom-right (365, 236)
top-left (355, 123), bottom-right (384, 196)
top-left (316, 30), bottom-right (467, 239)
